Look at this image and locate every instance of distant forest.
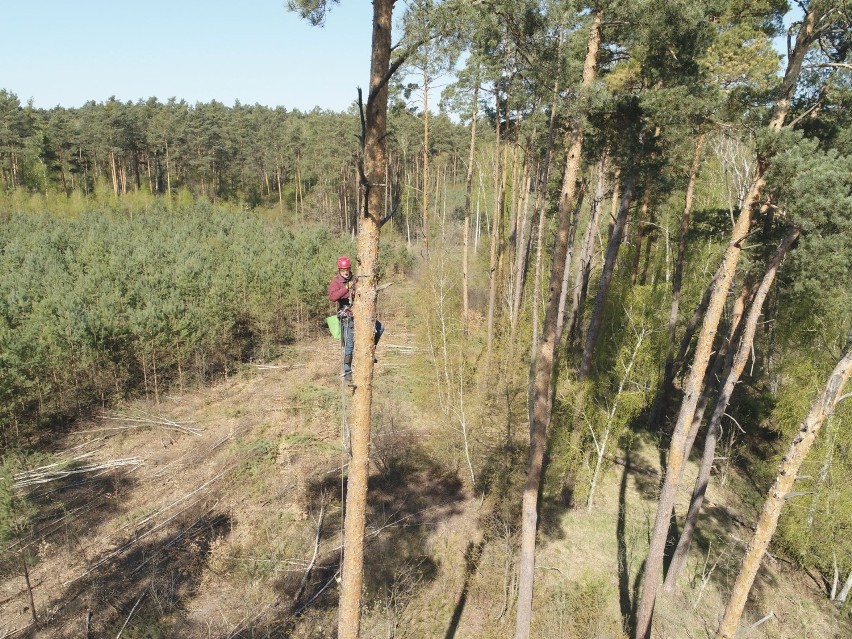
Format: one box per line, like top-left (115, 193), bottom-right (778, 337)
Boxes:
top-left (0, 90), bottom-right (473, 232)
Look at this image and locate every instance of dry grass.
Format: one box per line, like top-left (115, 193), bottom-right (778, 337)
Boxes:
top-left (2, 283), bottom-right (850, 638)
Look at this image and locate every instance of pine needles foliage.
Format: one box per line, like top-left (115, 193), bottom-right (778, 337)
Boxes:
top-left (0, 202), bottom-right (353, 448)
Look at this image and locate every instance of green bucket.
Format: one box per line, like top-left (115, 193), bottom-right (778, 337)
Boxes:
top-left (326, 315), bottom-right (341, 340)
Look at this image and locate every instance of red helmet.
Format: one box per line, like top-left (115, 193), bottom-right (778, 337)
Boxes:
top-left (337, 256), bottom-right (351, 269)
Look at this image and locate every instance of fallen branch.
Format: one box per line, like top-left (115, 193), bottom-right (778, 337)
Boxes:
top-left (65, 468), bottom-right (232, 585)
top-left (745, 610), bottom-right (775, 632)
top-left (0, 622), bottom-right (35, 638)
top-left (295, 571), bottom-right (340, 616)
top-left (13, 457), bottom-right (143, 489)
top-left (294, 496), bottom-right (326, 603)
top-left (115, 590), bottom-right (146, 639)
top-left (251, 364), bottom-right (305, 370)
top-left (97, 410), bottom-right (204, 436)
top-left (129, 503), bottom-right (220, 575)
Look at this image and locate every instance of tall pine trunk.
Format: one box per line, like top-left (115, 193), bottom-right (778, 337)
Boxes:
top-left (337, 2), bottom-right (393, 636)
top-left (630, 188), bottom-right (650, 285)
top-left (485, 92), bottom-right (502, 376)
top-left (422, 63), bottom-right (431, 255)
top-left (664, 228), bottom-right (800, 593)
top-left (634, 175), bottom-right (759, 639)
top-left (566, 152), bottom-right (608, 348)
top-left (514, 13), bottom-right (601, 639)
top-left (529, 54), bottom-right (564, 362)
top-left (463, 78), bottom-right (480, 334)
top-left (653, 133), bottom-right (706, 429)
top-left (579, 174), bottom-right (635, 381)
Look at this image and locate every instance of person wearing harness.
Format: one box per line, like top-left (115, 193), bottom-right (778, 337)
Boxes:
top-left (327, 255), bottom-right (383, 385)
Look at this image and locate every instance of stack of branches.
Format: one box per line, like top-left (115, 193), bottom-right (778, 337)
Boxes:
top-left (13, 452), bottom-right (144, 489)
top-left (93, 410), bottom-right (204, 436)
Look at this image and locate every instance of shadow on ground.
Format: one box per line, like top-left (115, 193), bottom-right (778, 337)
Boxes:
top-left (253, 439), bottom-right (467, 638)
top-left (16, 483), bottom-right (231, 639)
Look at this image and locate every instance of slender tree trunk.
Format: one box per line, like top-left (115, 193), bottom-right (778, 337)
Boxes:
top-left (23, 553), bottom-right (36, 623)
top-left (165, 141), bottom-right (172, 196)
top-left (567, 152), bottom-right (608, 347)
top-left (579, 174), bottom-right (635, 381)
top-left (462, 80), bottom-right (479, 334)
top-left (667, 273), bottom-right (754, 502)
top-left (608, 172), bottom-right (621, 240)
top-left (837, 569), bottom-right (852, 605)
top-left (716, 346), bottom-right (852, 638)
top-left (485, 95), bottom-right (502, 376)
top-left (110, 151), bottom-right (119, 195)
top-left (337, 2), bottom-right (393, 636)
top-left (634, 176), bottom-right (758, 639)
top-left (654, 133), bottom-right (706, 428)
top-left (277, 163), bottom-right (284, 217)
top-left (510, 169), bottom-right (534, 345)
top-left (422, 64), bottom-right (431, 255)
top-left (514, 13), bottom-right (601, 639)
top-left (664, 228), bottom-right (800, 593)
top-left (588, 326), bottom-right (646, 511)
top-left (630, 188), bottom-right (650, 285)
top-left (555, 183), bottom-right (587, 348)
top-left (529, 55), bottom-right (564, 362)
top-left (530, 200), bottom-right (547, 361)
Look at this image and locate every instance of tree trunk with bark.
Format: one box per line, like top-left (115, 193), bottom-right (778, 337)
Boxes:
top-left (510, 167), bottom-right (534, 345)
top-left (716, 346), bottom-right (852, 639)
top-left (462, 79), bottom-right (479, 334)
top-left (338, 2), bottom-right (393, 636)
top-left (529, 57), bottom-right (564, 364)
top-left (566, 152), bottom-right (608, 349)
top-left (422, 63), bottom-right (431, 255)
top-left (837, 569), bottom-right (852, 605)
top-left (555, 183), bottom-right (587, 348)
top-left (634, 175), bottom-right (759, 639)
top-left (654, 133), bottom-right (706, 427)
top-left (514, 13), bottom-right (601, 639)
top-left (485, 94), bottom-right (503, 377)
top-left (579, 174), bottom-right (635, 381)
top-left (664, 228), bottom-right (800, 593)
top-left (630, 188), bottom-right (650, 286)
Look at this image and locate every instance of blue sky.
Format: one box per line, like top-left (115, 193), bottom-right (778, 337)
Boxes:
top-left (3, 2), bottom-right (799, 113)
top-left (1, 0), bottom-right (374, 112)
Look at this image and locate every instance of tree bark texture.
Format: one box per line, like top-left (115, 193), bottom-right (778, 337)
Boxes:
top-left (634, 174), bottom-right (759, 639)
top-left (529, 66), bottom-right (563, 367)
top-left (485, 96), bottom-right (502, 377)
top-left (630, 188), bottom-right (650, 286)
top-left (716, 346), bottom-right (852, 639)
top-left (566, 152), bottom-right (607, 349)
top-left (555, 183), bottom-right (586, 348)
top-left (678, 273), bottom-right (754, 472)
top-left (510, 168), bottom-right (534, 346)
top-left (664, 227), bottom-right (800, 593)
top-left (655, 133), bottom-right (706, 428)
top-left (514, 13), bottom-right (601, 639)
top-left (422, 63), bottom-right (431, 254)
top-left (579, 174), bottom-right (635, 381)
top-left (338, 2), bottom-right (393, 637)
top-left (463, 79), bottom-right (479, 333)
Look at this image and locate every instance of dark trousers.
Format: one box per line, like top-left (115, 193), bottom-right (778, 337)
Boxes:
top-left (341, 317), bottom-right (384, 375)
